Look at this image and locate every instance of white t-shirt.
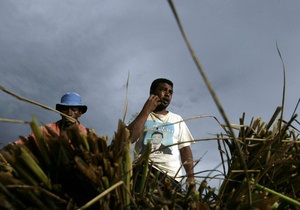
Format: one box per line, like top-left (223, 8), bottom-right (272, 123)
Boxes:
top-left (132, 111), bottom-right (194, 181)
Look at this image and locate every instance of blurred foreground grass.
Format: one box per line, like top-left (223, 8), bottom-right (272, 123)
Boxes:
top-left (0, 106), bottom-right (299, 209)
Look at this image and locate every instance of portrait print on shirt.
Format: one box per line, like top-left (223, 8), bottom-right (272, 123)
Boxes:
top-left (142, 121), bottom-right (174, 155)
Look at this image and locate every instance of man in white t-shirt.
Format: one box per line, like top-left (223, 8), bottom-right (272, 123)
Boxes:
top-left (128, 78), bottom-right (195, 192)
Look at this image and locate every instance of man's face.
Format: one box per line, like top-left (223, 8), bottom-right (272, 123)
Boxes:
top-left (152, 133), bottom-right (163, 145)
top-left (60, 106), bottom-right (82, 126)
top-left (152, 82), bottom-right (173, 109)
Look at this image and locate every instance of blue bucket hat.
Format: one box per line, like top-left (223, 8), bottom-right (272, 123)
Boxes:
top-left (56, 92), bottom-right (87, 114)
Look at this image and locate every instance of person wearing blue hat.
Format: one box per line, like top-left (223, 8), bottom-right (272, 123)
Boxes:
top-left (16, 92), bottom-right (88, 144)
top-left (55, 92), bottom-right (88, 129)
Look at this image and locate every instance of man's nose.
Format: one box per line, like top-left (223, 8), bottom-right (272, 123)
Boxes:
top-left (67, 108), bottom-right (73, 115)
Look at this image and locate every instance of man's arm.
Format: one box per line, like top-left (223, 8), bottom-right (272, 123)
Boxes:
top-left (127, 94), bottom-right (161, 143)
top-left (180, 146), bottom-right (195, 190)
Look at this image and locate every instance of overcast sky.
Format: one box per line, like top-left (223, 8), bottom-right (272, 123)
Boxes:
top-left (1, 0), bottom-right (299, 188)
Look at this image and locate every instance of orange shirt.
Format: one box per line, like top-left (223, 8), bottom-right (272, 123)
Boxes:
top-left (16, 120), bottom-right (87, 144)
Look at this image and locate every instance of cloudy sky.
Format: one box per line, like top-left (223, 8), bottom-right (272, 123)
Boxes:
top-left (1, 0), bottom-right (299, 187)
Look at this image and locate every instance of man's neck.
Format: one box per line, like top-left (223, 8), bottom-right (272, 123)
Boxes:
top-left (153, 109), bottom-right (168, 115)
top-left (59, 119), bottom-right (78, 130)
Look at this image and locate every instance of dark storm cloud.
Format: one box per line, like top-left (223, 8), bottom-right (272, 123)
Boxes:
top-left (1, 1), bottom-right (299, 187)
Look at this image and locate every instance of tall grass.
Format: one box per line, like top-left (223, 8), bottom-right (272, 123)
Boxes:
top-left (0, 109), bottom-right (299, 209)
top-left (1, 1), bottom-right (300, 209)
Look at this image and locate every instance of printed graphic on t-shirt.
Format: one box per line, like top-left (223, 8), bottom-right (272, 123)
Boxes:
top-left (141, 120), bottom-right (174, 155)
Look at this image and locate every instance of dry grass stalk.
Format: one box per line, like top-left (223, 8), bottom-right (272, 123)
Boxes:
top-left (0, 115), bottom-right (215, 209)
top-left (217, 108), bottom-right (300, 209)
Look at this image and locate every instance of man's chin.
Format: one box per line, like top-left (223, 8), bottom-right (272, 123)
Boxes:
top-left (64, 121), bottom-right (76, 127)
top-left (160, 103), bottom-right (169, 109)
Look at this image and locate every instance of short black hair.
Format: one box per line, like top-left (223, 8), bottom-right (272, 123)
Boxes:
top-left (151, 131), bottom-right (163, 138)
top-left (150, 78), bottom-right (173, 93)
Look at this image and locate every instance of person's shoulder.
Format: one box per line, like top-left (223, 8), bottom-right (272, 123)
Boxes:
top-left (78, 123), bottom-right (86, 128)
top-left (46, 121), bottom-right (58, 126)
top-left (77, 121), bottom-right (87, 128)
top-left (41, 121), bottom-right (58, 129)
top-left (77, 123), bottom-right (88, 134)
